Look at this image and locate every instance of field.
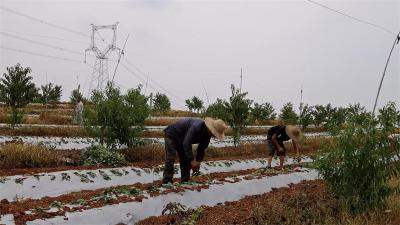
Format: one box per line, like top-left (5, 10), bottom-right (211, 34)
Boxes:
top-left (0, 104), bottom-right (398, 225)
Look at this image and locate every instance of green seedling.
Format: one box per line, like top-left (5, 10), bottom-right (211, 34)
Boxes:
top-left (147, 186), bottom-right (160, 193)
top-left (14, 177), bottom-right (27, 184)
top-left (50, 201), bottom-right (64, 210)
top-left (131, 168), bottom-right (142, 176)
top-left (179, 180), bottom-right (199, 186)
top-left (33, 206), bottom-right (50, 213)
top-left (33, 174), bottom-right (42, 181)
top-left (128, 188), bottom-right (142, 196)
top-left (142, 168), bottom-right (151, 174)
top-left (110, 169), bottom-right (123, 176)
top-left (0, 177), bottom-right (9, 184)
top-left (122, 169), bottom-right (130, 175)
top-left (86, 171), bottom-right (97, 179)
top-left (223, 162), bottom-right (233, 167)
top-left (70, 198), bottom-right (87, 206)
top-left (99, 170), bottom-right (112, 181)
top-left (61, 173), bottom-right (71, 181)
top-left (192, 171), bottom-right (202, 177)
top-left (48, 175), bottom-right (56, 181)
top-left (73, 172), bottom-right (94, 183)
top-left (162, 183), bottom-right (174, 189)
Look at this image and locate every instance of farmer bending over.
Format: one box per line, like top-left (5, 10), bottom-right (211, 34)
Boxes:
top-left (266, 125), bottom-right (303, 168)
top-left (162, 117), bottom-right (228, 184)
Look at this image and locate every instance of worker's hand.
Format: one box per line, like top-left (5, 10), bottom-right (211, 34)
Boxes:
top-left (278, 147), bottom-right (284, 153)
top-left (191, 160), bottom-right (200, 172)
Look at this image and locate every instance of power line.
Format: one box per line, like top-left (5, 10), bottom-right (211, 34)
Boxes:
top-left (306, 0), bottom-right (397, 36)
top-left (0, 46), bottom-right (84, 63)
top-left (1, 31), bottom-right (85, 56)
top-left (0, 6), bottom-right (91, 38)
top-left (123, 58), bottom-right (186, 103)
top-left (0, 28), bottom-right (88, 45)
top-left (120, 63), bottom-right (186, 108)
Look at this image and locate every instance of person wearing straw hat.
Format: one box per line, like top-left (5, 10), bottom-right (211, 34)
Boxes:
top-left (162, 117), bottom-right (228, 184)
top-left (266, 125), bottom-right (303, 168)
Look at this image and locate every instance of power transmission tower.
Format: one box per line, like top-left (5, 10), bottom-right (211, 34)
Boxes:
top-left (85, 22), bottom-right (121, 92)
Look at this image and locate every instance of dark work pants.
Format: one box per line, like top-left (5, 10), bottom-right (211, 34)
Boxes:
top-left (162, 134), bottom-right (191, 183)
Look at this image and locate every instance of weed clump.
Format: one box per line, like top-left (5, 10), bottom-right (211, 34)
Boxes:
top-left (80, 145), bottom-right (127, 167)
top-left (0, 143), bottom-right (61, 169)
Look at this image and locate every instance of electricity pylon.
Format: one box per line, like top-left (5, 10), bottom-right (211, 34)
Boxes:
top-left (85, 22), bottom-right (120, 92)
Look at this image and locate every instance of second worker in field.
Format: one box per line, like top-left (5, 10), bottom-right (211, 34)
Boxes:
top-left (162, 117), bottom-right (228, 184)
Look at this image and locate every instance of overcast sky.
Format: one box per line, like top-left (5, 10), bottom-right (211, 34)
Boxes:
top-left (0, 0), bottom-right (399, 111)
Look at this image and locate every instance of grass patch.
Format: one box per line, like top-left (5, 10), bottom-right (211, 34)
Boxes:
top-left (0, 126), bottom-right (88, 137)
top-left (0, 143), bottom-right (62, 169)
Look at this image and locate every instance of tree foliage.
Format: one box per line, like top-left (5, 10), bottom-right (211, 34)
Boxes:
top-left (299, 103), bottom-right (313, 129)
top-left (315, 103), bottom-right (400, 213)
top-left (153, 92), bottom-right (171, 114)
top-left (0, 64), bottom-right (37, 127)
top-left (251, 102), bottom-right (276, 123)
top-left (205, 98), bottom-right (229, 121)
top-left (279, 102), bottom-right (298, 125)
top-left (83, 83), bottom-right (150, 149)
top-left (224, 85), bottom-right (252, 147)
top-left (185, 96), bottom-right (204, 113)
top-left (70, 85), bottom-right (85, 105)
top-left (378, 101), bottom-right (400, 130)
top-left (37, 83), bottom-right (62, 105)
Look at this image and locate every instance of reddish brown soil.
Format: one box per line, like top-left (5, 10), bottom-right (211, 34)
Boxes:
top-left (0, 167), bottom-right (297, 225)
top-left (139, 179), bottom-right (400, 225)
top-left (0, 139), bottom-right (323, 177)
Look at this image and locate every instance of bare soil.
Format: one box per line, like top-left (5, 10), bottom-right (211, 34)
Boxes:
top-left (138, 179), bottom-right (400, 225)
top-left (0, 166), bottom-right (297, 225)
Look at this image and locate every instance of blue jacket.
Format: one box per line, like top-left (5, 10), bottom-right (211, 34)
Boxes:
top-left (164, 118), bottom-right (211, 162)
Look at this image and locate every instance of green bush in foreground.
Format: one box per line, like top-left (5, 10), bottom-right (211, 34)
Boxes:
top-left (315, 103), bottom-right (400, 213)
top-left (80, 145), bottom-right (127, 167)
top-left (84, 83), bottom-right (149, 148)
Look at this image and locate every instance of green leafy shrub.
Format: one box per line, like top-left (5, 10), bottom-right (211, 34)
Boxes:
top-left (185, 96), bottom-right (204, 113)
top-left (279, 102), bottom-right (298, 125)
top-left (298, 103), bottom-right (313, 129)
top-left (0, 143), bottom-right (61, 169)
top-left (80, 145), bottom-right (127, 167)
top-left (205, 98), bottom-right (229, 120)
top-left (0, 64), bottom-right (37, 128)
top-left (315, 103), bottom-right (400, 213)
top-left (224, 85), bottom-right (252, 147)
top-left (153, 92), bottom-right (171, 114)
top-left (84, 83), bottom-right (149, 148)
top-left (250, 102), bottom-right (276, 123)
top-left (36, 83), bottom-right (62, 106)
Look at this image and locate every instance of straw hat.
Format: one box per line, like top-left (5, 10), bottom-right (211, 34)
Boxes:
top-left (285, 125), bottom-right (304, 144)
top-left (204, 117), bottom-right (228, 141)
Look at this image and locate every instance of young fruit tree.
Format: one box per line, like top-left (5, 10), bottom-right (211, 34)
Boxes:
top-left (298, 103), bottom-right (313, 129)
top-left (191, 96), bottom-right (204, 113)
top-left (37, 83), bottom-right (62, 106)
top-left (250, 102), bottom-right (276, 124)
top-left (205, 98), bottom-right (229, 120)
top-left (315, 103), bottom-right (400, 213)
top-left (70, 85), bottom-right (85, 105)
top-left (0, 64), bottom-right (37, 127)
top-left (153, 92), bottom-right (171, 115)
top-left (83, 83), bottom-right (150, 149)
top-left (224, 85), bottom-right (252, 147)
top-left (279, 102), bottom-right (298, 125)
